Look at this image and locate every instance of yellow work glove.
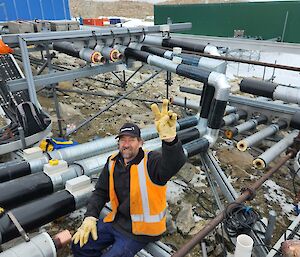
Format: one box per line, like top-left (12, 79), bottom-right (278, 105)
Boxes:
top-left (72, 216), bottom-right (98, 247)
top-left (151, 99), bottom-right (177, 141)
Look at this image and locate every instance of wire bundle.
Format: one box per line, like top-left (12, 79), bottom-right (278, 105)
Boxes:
top-left (223, 203), bottom-right (261, 238)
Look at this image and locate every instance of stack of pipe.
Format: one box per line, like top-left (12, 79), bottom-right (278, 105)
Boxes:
top-left (0, 113), bottom-right (245, 211)
top-left (0, 115), bottom-right (198, 183)
top-left (224, 115), bottom-right (268, 139)
top-left (94, 45), bottom-right (123, 62)
top-left (0, 135), bottom-right (224, 244)
top-left (127, 43), bottom-right (226, 73)
top-left (253, 130), bottom-right (299, 169)
top-left (236, 120), bottom-right (287, 152)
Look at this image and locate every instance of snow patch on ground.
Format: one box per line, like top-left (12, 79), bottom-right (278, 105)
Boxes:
top-left (190, 172), bottom-right (206, 188)
top-left (263, 179), bottom-right (294, 216)
top-left (167, 179), bottom-right (185, 204)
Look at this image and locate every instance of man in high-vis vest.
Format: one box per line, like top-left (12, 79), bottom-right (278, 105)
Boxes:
top-left (72, 99), bottom-right (186, 257)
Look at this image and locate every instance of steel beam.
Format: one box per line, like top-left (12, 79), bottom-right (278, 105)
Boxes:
top-left (18, 37), bottom-right (39, 106)
top-left (7, 62), bottom-right (134, 92)
top-left (2, 23), bottom-right (192, 46)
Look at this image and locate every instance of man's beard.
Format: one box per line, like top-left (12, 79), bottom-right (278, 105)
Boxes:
top-left (120, 147), bottom-right (136, 160)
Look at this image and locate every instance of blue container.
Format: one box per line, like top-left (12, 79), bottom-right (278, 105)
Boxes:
top-left (0, 0), bottom-right (71, 21)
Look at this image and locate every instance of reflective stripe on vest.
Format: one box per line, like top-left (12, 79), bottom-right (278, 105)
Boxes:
top-left (131, 155), bottom-right (166, 223)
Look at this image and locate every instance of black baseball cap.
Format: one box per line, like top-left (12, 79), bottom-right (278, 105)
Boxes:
top-left (116, 123), bottom-right (141, 139)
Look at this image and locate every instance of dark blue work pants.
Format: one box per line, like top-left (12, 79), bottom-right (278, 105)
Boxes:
top-left (72, 220), bottom-right (148, 257)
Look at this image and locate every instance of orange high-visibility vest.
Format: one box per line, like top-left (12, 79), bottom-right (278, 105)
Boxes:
top-left (103, 151), bottom-right (167, 236)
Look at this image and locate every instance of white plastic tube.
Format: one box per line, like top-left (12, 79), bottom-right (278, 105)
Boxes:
top-left (234, 234), bottom-right (254, 257)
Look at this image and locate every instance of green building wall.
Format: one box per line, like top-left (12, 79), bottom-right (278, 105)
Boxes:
top-left (154, 1), bottom-right (300, 43)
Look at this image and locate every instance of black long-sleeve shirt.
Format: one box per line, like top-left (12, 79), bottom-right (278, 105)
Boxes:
top-left (85, 136), bottom-right (186, 242)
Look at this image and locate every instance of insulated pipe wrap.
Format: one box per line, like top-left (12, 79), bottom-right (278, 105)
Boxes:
top-left (184, 138), bottom-right (209, 157)
top-left (273, 86), bottom-right (300, 105)
top-left (177, 128), bottom-right (201, 145)
top-left (208, 72), bottom-right (230, 101)
top-left (207, 100), bottom-right (227, 129)
top-left (29, 156), bottom-right (49, 174)
top-left (0, 232), bottom-right (56, 257)
top-left (162, 38), bottom-right (206, 53)
top-left (147, 55), bottom-right (178, 73)
top-left (200, 85), bottom-right (215, 119)
top-left (140, 45), bottom-right (166, 57)
top-left (290, 111), bottom-right (300, 129)
top-left (176, 64), bottom-right (210, 84)
top-left (240, 78), bottom-right (278, 98)
top-left (79, 48), bottom-right (98, 63)
top-left (256, 115), bottom-right (268, 125)
top-left (75, 154), bottom-right (110, 177)
top-left (53, 42), bottom-right (80, 58)
top-left (222, 113), bottom-right (240, 127)
top-left (0, 173), bottom-right (53, 210)
top-left (180, 54), bottom-right (200, 66)
top-left (237, 123), bottom-right (286, 151)
top-left (171, 97), bottom-right (200, 111)
top-left (49, 138), bottom-right (117, 163)
top-left (253, 130), bottom-right (299, 169)
top-left (0, 191), bottom-right (75, 244)
top-left (142, 35), bottom-right (163, 46)
top-left (177, 116), bottom-right (198, 130)
top-left (0, 160), bottom-right (31, 183)
top-left (124, 48), bottom-right (150, 63)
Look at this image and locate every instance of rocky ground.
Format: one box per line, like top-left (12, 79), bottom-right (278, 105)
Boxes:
top-left (14, 49), bottom-right (299, 257)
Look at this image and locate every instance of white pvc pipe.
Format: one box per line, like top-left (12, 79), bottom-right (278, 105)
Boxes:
top-left (234, 234), bottom-right (254, 257)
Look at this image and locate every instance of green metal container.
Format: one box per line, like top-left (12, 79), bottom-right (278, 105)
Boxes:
top-left (154, 1), bottom-right (300, 43)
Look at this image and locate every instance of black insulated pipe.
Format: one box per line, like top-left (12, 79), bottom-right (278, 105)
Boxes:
top-left (176, 64), bottom-right (210, 84)
top-left (240, 78), bottom-right (278, 98)
top-left (0, 190), bottom-right (75, 244)
top-left (256, 115), bottom-right (268, 125)
top-left (207, 100), bottom-right (228, 129)
top-left (200, 85), bottom-right (215, 119)
top-left (177, 116), bottom-right (198, 130)
top-left (162, 38), bottom-right (206, 53)
top-left (124, 47), bottom-right (211, 84)
top-left (237, 110), bottom-right (248, 120)
top-left (124, 48), bottom-right (150, 63)
top-left (290, 111), bottom-right (300, 130)
top-left (140, 45), bottom-right (166, 57)
top-left (0, 173), bottom-right (53, 210)
top-left (184, 138), bottom-right (209, 157)
top-left (0, 160), bottom-right (30, 183)
top-left (53, 42), bottom-right (81, 58)
top-left (178, 128), bottom-right (201, 145)
top-left (277, 119), bottom-right (288, 130)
